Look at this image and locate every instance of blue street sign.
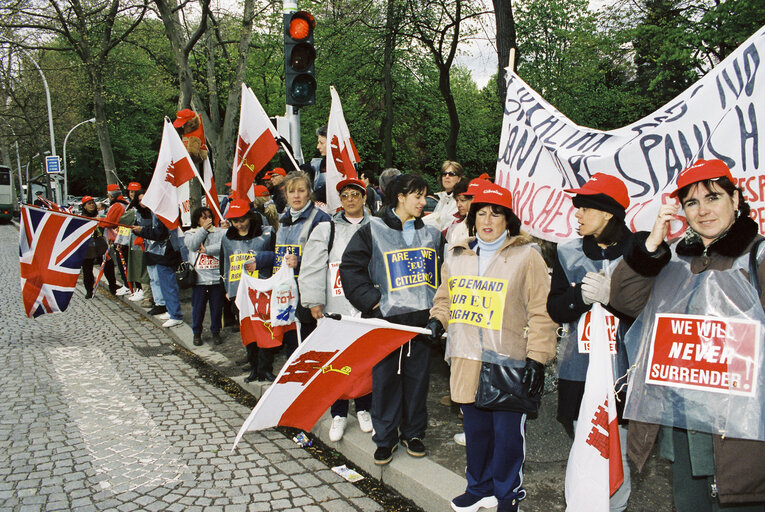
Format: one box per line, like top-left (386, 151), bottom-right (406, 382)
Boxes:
top-left (45, 156), bottom-right (61, 174)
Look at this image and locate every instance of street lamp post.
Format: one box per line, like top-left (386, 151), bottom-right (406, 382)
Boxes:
top-left (18, 49), bottom-right (59, 201)
top-left (1, 119), bottom-right (23, 210)
top-left (63, 118), bottom-right (95, 203)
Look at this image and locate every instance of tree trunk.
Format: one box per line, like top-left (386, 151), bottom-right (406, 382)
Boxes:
top-left (381, 0), bottom-right (399, 167)
top-left (438, 65), bottom-right (459, 160)
top-left (91, 73), bottom-right (119, 186)
top-left (493, 0), bottom-right (516, 104)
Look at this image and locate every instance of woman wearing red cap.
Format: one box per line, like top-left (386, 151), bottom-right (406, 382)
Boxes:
top-left (546, 172), bottom-right (635, 511)
top-left (80, 196), bottom-right (119, 298)
top-left (428, 184), bottom-right (557, 512)
top-left (609, 159), bottom-right (765, 511)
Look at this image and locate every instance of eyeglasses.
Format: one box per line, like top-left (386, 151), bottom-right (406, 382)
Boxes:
top-left (340, 191), bottom-right (362, 199)
top-left (441, 171), bottom-right (458, 177)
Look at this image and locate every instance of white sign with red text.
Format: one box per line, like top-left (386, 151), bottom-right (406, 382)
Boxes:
top-left (646, 313), bottom-right (759, 396)
top-left (577, 309), bottom-right (618, 354)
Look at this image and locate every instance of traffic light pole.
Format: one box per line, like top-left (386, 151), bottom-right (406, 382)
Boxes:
top-left (283, 0), bottom-right (303, 165)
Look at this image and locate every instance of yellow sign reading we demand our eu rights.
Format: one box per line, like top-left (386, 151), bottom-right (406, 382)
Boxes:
top-left (447, 276), bottom-right (508, 330)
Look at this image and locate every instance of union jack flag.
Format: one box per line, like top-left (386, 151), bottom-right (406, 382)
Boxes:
top-left (19, 205), bottom-right (98, 318)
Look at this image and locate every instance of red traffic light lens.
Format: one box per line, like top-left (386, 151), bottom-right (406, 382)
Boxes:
top-left (289, 18), bottom-right (310, 40)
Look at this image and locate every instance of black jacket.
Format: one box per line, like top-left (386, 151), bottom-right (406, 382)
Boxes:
top-left (340, 206), bottom-right (445, 328)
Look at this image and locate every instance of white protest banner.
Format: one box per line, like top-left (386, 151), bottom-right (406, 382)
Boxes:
top-left (496, 25), bottom-right (765, 242)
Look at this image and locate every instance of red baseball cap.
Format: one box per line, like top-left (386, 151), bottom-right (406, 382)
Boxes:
top-left (225, 182), bottom-right (232, 187)
top-left (106, 183), bottom-right (120, 193)
top-left (564, 173), bottom-right (630, 209)
top-left (224, 199), bottom-right (251, 219)
top-left (460, 178), bottom-right (488, 197)
top-left (81, 196), bottom-right (95, 204)
top-left (252, 185), bottom-right (270, 197)
top-left (336, 178), bottom-right (366, 195)
top-left (670, 159), bottom-right (733, 198)
top-left (127, 182), bottom-right (141, 191)
top-left (173, 109), bottom-right (196, 128)
top-left (477, 173), bottom-right (491, 181)
top-left (270, 168), bottom-right (286, 177)
top-left (473, 183), bottom-right (513, 210)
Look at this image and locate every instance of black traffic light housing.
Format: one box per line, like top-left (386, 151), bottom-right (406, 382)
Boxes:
top-left (284, 10), bottom-right (316, 107)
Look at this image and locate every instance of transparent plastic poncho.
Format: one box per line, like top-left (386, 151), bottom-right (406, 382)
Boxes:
top-left (623, 250), bottom-right (765, 441)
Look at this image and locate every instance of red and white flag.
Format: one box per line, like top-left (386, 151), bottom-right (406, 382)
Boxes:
top-left (235, 266), bottom-right (297, 349)
top-left (201, 157), bottom-right (221, 224)
top-left (232, 84), bottom-right (280, 201)
top-left (232, 316), bottom-right (426, 448)
top-left (325, 86), bottom-right (360, 213)
top-left (565, 303), bottom-right (624, 511)
top-left (143, 119), bottom-right (197, 229)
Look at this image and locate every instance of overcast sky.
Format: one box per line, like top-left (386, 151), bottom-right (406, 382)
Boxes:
top-left (457, 0), bottom-right (612, 89)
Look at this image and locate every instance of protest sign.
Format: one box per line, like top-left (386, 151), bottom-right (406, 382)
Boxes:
top-left (447, 276), bottom-right (508, 330)
top-left (384, 247), bottom-right (437, 290)
top-left (646, 313), bottom-right (759, 396)
top-left (577, 310), bottom-right (619, 354)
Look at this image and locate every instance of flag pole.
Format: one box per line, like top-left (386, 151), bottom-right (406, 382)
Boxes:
top-left (277, 138), bottom-right (302, 173)
top-left (24, 204), bottom-right (135, 230)
top-left (190, 160), bottom-right (224, 221)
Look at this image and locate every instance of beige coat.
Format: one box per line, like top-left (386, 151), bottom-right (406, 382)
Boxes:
top-left (430, 233), bottom-right (558, 403)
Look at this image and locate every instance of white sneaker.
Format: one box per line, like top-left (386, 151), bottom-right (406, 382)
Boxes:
top-left (162, 318), bottom-right (183, 328)
top-left (115, 286), bottom-right (131, 296)
top-left (357, 411), bottom-right (373, 433)
top-left (158, 312), bottom-right (171, 320)
top-left (328, 416), bottom-right (347, 442)
top-left (128, 289), bottom-right (144, 301)
top-left (454, 432), bottom-right (466, 446)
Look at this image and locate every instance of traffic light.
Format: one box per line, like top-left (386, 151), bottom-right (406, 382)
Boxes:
top-left (284, 11), bottom-right (316, 107)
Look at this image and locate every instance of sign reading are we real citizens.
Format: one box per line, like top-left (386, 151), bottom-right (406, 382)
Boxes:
top-left (646, 314), bottom-right (760, 396)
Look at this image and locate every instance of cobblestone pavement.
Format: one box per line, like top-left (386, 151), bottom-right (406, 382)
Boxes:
top-left (0, 224), bottom-right (385, 512)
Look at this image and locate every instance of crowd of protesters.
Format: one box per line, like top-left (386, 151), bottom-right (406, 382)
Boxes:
top-left (59, 135), bottom-right (765, 512)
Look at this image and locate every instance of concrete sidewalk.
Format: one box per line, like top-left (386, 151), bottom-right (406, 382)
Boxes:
top-left (114, 285), bottom-right (675, 512)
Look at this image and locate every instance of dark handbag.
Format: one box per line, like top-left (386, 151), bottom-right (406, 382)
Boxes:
top-left (175, 253), bottom-right (200, 289)
top-left (475, 356), bottom-right (541, 417)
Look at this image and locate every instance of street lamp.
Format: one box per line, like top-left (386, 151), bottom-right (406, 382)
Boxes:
top-left (17, 49), bottom-right (59, 201)
top-left (63, 117), bottom-right (96, 203)
top-left (1, 118), bottom-right (23, 209)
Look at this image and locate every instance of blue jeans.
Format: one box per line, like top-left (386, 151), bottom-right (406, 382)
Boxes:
top-left (331, 393), bottom-right (372, 417)
top-left (146, 264), bottom-right (165, 306)
top-left (154, 264), bottom-right (182, 320)
top-left (191, 283), bottom-right (224, 335)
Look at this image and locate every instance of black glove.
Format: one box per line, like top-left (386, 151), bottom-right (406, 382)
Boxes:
top-left (522, 358), bottom-right (545, 397)
top-left (425, 318), bottom-right (445, 344)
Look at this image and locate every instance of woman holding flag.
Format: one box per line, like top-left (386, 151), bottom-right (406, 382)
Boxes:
top-left (428, 183), bottom-right (557, 512)
top-left (80, 196), bottom-right (118, 298)
top-left (341, 174), bottom-right (444, 466)
top-left (274, 171), bottom-right (331, 357)
top-left (546, 173), bottom-right (634, 511)
top-left (609, 159), bottom-right (765, 511)
top-left (220, 199), bottom-right (276, 382)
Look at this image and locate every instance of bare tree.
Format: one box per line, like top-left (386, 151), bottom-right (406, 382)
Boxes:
top-left (0, 0), bottom-right (149, 186)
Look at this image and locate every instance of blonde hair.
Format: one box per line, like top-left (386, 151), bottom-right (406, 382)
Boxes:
top-left (283, 170), bottom-right (313, 195)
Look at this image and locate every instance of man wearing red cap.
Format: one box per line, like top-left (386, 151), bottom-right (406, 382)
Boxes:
top-left (609, 160), bottom-right (765, 511)
top-left (299, 178), bottom-right (374, 441)
top-left (547, 172), bottom-right (634, 511)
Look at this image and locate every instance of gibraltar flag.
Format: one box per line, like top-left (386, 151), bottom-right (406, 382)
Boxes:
top-left (232, 316), bottom-right (426, 448)
top-left (325, 86), bottom-right (360, 213)
top-left (232, 84), bottom-right (280, 201)
top-left (565, 303), bottom-right (624, 511)
top-left (235, 266), bottom-right (296, 348)
top-left (143, 119), bottom-right (197, 229)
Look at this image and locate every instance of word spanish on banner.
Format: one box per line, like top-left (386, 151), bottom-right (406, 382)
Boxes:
top-left (447, 276), bottom-right (508, 330)
top-left (495, 25), bottom-right (765, 243)
top-left (646, 313), bottom-right (760, 396)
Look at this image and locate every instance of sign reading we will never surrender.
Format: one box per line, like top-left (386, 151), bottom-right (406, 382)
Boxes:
top-left (646, 314), bottom-right (760, 396)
